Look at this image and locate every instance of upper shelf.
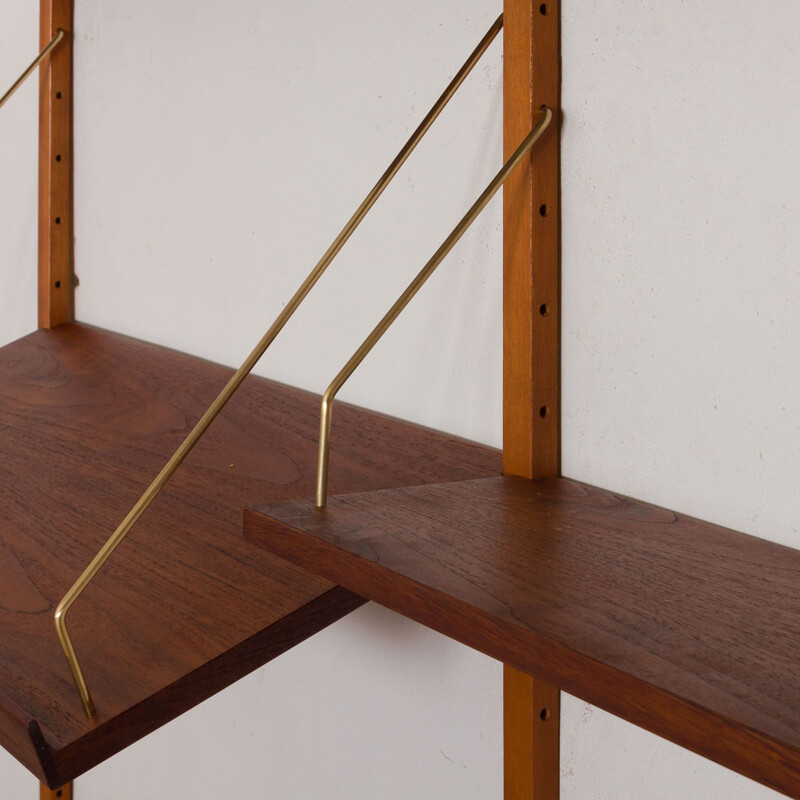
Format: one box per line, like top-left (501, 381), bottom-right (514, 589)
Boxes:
top-left (246, 475), bottom-right (800, 799)
top-left (0, 323), bottom-right (500, 787)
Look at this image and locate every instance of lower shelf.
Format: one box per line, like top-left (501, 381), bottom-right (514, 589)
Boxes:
top-left (0, 323), bottom-right (500, 787)
top-left (247, 475), bottom-right (800, 799)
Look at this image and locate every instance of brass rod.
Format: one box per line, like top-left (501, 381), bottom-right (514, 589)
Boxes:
top-left (315, 105), bottom-right (553, 508)
top-left (0, 30), bottom-right (65, 112)
top-left (54, 14), bottom-right (505, 718)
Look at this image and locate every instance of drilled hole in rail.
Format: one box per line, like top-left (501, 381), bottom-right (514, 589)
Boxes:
top-left (539, 3), bottom-right (548, 15)
top-left (56, 91), bottom-right (62, 99)
top-left (56, 791), bottom-right (62, 798)
top-left (539, 303), bottom-right (549, 317)
top-left (55, 154), bottom-right (62, 162)
top-left (539, 203), bottom-right (549, 217)
top-left (540, 708), bottom-right (550, 721)
top-left (539, 405), bottom-right (550, 418)
top-left (54, 281), bottom-right (61, 289)
top-left (55, 217), bottom-right (62, 225)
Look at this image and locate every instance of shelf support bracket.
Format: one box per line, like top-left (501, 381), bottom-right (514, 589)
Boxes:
top-left (314, 105), bottom-right (552, 508)
top-left (51, 14), bottom-right (505, 717)
top-left (0, 29), bottom-right (64, 111)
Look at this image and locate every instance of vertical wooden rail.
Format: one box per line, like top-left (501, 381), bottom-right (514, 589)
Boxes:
top-left (38, 0), bottom-right (74, 328)
top-left (503, 1), bottom-right (561, 798)
top-left (40, 782), bottom-right (72, 800)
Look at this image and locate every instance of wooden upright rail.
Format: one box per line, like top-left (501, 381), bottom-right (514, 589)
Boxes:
top-left (40, 781), bottom-right (71, 800)
top-left (502, 1), bottom-right (561, 797)
top-left (38, 0), bottom-right (73, 328)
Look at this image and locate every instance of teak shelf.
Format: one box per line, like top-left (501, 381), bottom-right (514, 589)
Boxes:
top-left (0, 323), bottom-right (499, 786)
top-left (247, 475), bottom-right (800, 799)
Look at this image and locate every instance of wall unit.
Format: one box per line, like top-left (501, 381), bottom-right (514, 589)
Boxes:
top-left (1, 2), bottom-right (797, 799)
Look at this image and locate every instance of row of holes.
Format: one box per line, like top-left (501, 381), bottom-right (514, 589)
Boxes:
top-left (54, 90), bottom-right (66, 293)
top-left (54, 76), bottom-right (64, 294)
top-left (540, 194), bottom-right (552, 418)
top-left (56, 91), bottom-right (64, 163)
top-left (55, 87), bottom-right (64, 288)
top-left (536, 0), bottom-right (551, 422)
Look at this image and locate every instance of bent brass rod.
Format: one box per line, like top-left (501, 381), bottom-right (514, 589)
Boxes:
top-left (0, 29), bottom-right (65, 112)
top-left (54, 14), bottom-right (505, 718)
top-left (316, 105), bottom-right (553, 508)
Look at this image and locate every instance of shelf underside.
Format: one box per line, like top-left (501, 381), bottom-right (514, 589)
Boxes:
top-left (247, 476), bottom-right (800, 799)
top-left (0, 323), bottom-right (500, 787)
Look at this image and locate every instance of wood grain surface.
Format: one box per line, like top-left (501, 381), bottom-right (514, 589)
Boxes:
top-left (503, 0), bottom-right (560, 481)
top-left (38, 0), bottom-right (73, 329)
top-left (248, 475), bottom-right (800, 799)
top-left (0, 323), bottom-right (500, 786)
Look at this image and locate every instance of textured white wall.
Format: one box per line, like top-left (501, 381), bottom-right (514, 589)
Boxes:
top-left (72, 0), bottom-right (505, 446)
top-left (1, 1), bottom-right (798, 798)
top-left (0, 3), bottom-right (38, 347)
top-left (560, 0), bottom-right (798, 797)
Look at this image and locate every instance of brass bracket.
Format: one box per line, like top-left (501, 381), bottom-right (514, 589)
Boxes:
top-left (51, 15), bottom-right (505, 717)
top-left (315, 106), bottom-right (553, 508)
top-left (0, 29), bottom-right (64, 111)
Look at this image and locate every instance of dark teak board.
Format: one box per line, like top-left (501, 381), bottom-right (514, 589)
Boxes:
top-left (0, 324), bottom-right (500, 786)
top-left (247, 475), bottom-right (800, 799)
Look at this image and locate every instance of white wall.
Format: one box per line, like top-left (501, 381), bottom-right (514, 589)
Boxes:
top-left (1, 1), bottom-right (798, 798)
top-left (72, 0), bottom-right (505, 446)
top-left (560, 1), bottom-right (798, 797)
top-left (0, 3), bottom-right (39, 346)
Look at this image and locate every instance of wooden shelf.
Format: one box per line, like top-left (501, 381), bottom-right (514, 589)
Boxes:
top-left (246, 475), bottom-right (800, 799)
top-left (0, 323), bottom-right (500, 788)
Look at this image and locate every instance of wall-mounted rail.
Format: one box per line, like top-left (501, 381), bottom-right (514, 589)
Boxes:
top-left (0, 29), bottom-right (64, 112)
top-left (315, 105), bottom-right (552, 507)
top-left (53, 14), bottom-right (505, 718)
